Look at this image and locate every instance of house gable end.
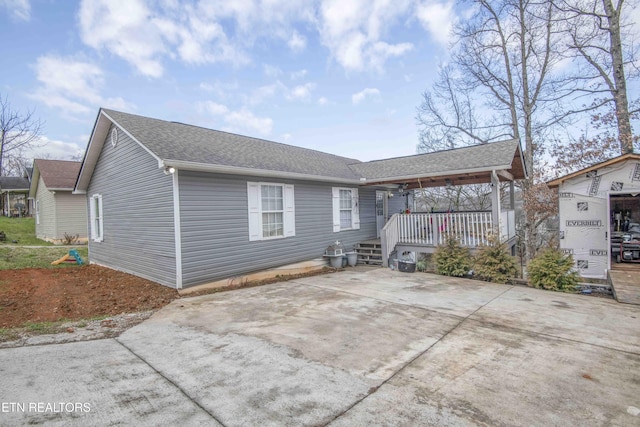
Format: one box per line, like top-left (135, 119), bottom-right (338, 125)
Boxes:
top-left (75, 109), bottom-right (164, 194)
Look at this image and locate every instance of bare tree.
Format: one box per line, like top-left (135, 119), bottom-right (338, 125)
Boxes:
top-left (417, 0), bottom-right (570, 258)
top-left (551, 100), bottom-right (639, 174)
top-left (554, 0), bottom-right (639, 154)
top-left (0, 94), bottom-right (44, 176)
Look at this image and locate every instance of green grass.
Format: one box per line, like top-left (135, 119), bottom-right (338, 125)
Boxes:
top-left (0, 328), bottom-right (21, 342)
top-left (0, 217), bottom-right (89, 269)
top-left (1, 320), bottom-right (69, 340)
top-left (0, 314), bottom-right (113, 343)
top-left (0, 217), bottom-right (53, 246)
top-left (23, 321), bottom-right (64, 333)
top-left (0, 246), bottom-right (89, 270)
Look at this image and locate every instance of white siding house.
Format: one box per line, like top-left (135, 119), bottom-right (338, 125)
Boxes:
top-left (29, 159), bottom-right (88, 243)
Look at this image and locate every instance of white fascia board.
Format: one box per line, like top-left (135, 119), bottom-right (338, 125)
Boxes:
top-left (28, 166), bottom-right (40, 198)
top-left (74, 112), bottom-right (111, 193)
top-left (360, 165), bottom-right (514, 184)
top-left (161, 159), bottom-right (363, 185)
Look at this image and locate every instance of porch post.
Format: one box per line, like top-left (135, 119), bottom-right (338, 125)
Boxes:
top-left (491, 170), bottom-right (501, 236)
top-left (509, 180), bottom-right (515, 210)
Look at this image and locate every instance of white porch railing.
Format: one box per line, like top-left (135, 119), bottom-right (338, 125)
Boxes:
top-left (380, 211), bottom-right (516, 267)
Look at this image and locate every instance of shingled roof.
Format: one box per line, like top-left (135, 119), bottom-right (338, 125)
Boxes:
top-left (353, 139), bottom-right (527, 187)
top-left (103, 109), bottom-right (362, 181)
top-left (0, 177), bottom-right (30, 191)
top-left (75, 108), bottom-right (527, 192)
top-left (32, 159), bottom-right (82, 190)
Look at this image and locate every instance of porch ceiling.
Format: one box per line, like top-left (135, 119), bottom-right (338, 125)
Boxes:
top-left (366, 170), bottom-right (511, 190)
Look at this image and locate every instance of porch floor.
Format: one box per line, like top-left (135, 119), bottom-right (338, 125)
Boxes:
top-left (608, 265), bottom-right (640, 305)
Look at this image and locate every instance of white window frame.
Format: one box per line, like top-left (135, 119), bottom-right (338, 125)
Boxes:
top-left (247, 182), bottom-right (295, 241)
top-left (332, 187), bottom-right (360, 232)
top-left (89, 194), bottom-right (104, 242)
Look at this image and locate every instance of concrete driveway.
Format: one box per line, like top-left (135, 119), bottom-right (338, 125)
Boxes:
top-left (1, 267), bottom-right (640, 426)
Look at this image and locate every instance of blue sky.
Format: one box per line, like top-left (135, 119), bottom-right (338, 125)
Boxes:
top-left (0, 0), bottom-right (457, 163)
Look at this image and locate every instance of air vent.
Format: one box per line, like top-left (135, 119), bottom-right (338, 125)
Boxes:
top-left (111, 128), bottom-right (118, 147)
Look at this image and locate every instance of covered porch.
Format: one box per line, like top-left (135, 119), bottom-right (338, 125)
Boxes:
top-left (351, 139), bottom-right (527, 267)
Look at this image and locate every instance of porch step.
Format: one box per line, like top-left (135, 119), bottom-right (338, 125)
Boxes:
top-left (355, 241), bottom-right (383, 266)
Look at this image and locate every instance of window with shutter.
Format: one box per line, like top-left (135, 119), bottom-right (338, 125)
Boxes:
top-left (89, 194), bottom-right (104, 242)
top-left (332, 187), bottom-right (360, 231)
top-left (247, 182), bottom-right (295, 241)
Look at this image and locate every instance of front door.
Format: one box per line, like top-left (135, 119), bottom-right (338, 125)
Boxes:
top-left (376, 191), bottom-right (388, 238)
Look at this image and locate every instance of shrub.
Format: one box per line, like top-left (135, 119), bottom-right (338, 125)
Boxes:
top-left (62, 233), bottom-right (79, 245)
top-left (433, 236), bottom-right (472, 277)
top-left (527, 248), bottom-right (579, 291)
top-left (474, 233), bottom-right (517, 284)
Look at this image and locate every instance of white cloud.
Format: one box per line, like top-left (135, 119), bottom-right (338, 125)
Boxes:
top-left (352, 87), bottom-right (381, 105)
top-left (288, 30), bottom-right (307, 52)
top-left (28, 136), bottom-right (85, 161)
top-left (287, 83), bottom-right (316, 100)
top-left (78, 0), bottom-right (166, 77)
top-left (199, 101), bottom-right (229, 116)
top-left (197, 101), bottom-right (273, 136)
top-left (318, 0), bottom-right (415, 72)
top-left (290, 69), bottom-right (308, 80)
top-left (318, 97), bottom-right (329, 105)
top-left (76, 0), bottom-right (453, 76)
top-left (0, 0), bottom-right (30, 21)
top-left (263, 64), bottom-right (283, 78)
top-left (30, 55), bottom-right (130, 116)
top-left (224, 108), bottom-right (273, 135)
top-left (198, 81), bottom-right (240, 102)
top-left (281, 133), bottom-right (292, 141)
top-left (248, 82), bottom-right (286, 106)
top-left (415, 1), bottom-right (456, 46)
top-left (78, 0), bottom-right (248, 78)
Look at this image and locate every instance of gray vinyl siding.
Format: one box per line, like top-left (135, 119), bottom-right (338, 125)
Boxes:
top-left (388, 191), bottom-right (409, 214)
top-left (87, 124), bottom-right (176, 287)
top-left (35, 176), bottom-right (56, 240)
top-left (178, 171), bottom-right (379, 287)
top-left (54, 192), bottom-right (88, 239)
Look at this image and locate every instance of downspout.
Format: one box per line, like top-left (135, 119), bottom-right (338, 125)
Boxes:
top-left (172, 170), bottom-right (183, 289)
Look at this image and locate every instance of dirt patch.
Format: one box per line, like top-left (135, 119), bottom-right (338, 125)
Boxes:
top-left (0, 265), bottom-right (179, 328)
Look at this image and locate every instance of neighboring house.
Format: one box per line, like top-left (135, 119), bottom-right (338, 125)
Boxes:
top-left (74, 109), bottom-right (526, 289)
top-left (548, 153), bottom-right (640, 279)
top-left (0, 176), bottom-right (31, 217)
top-left (29, 159), bottom-right (88, 243)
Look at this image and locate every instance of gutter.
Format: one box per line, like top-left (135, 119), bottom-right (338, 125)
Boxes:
top-left (160, 159), bottom-right (363, 185)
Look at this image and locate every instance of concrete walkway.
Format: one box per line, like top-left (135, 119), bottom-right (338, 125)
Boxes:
top-left (1, 267), bottom-right (639, 426)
